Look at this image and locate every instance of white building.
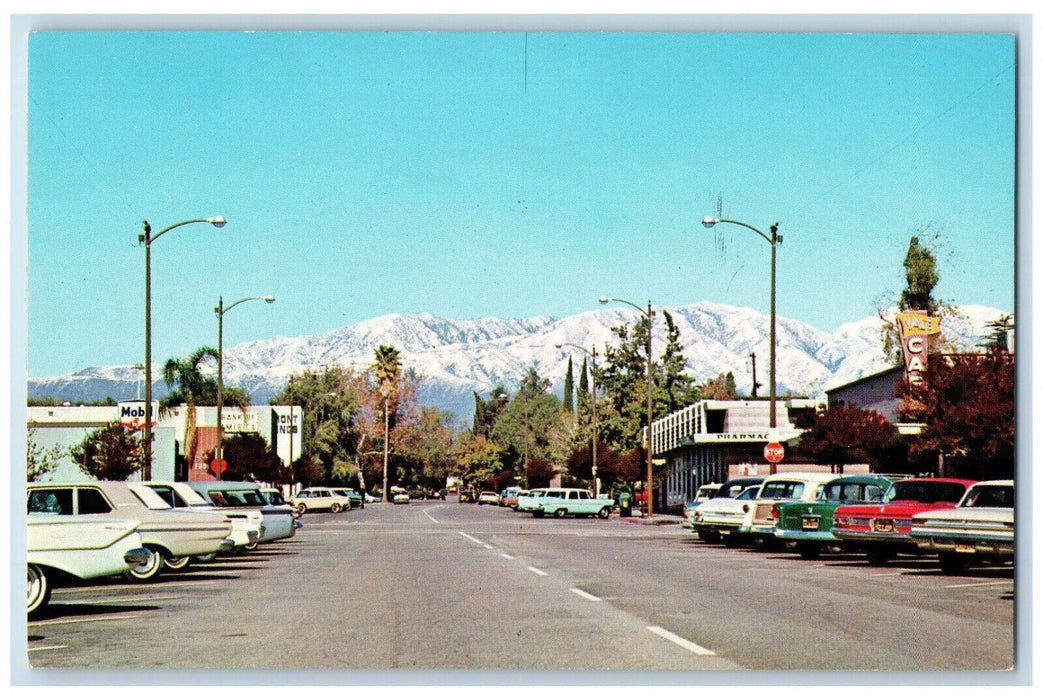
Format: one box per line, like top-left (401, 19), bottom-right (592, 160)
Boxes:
top-left (27, 401), bottom-right (301, 483)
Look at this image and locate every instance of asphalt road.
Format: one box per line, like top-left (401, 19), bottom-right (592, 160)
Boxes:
top-left (24, 500), bottom-right (1015, 677)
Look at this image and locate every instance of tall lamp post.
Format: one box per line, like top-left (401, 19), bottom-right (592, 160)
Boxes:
top-left (214, 295), bottom-right (276, 474)
top-left (555, 343), bottom-right (599, 497)
top-left (701, 217), bottom-right (782, 431)
top-left (140, 216), bottom-right (226, 479)
top-left (599, 296), bottom-right (656, 517)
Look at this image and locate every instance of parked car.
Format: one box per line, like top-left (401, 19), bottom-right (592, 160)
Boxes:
top-left (747, 472), bottom-right (838, 547)
top-left (909, 479), bottom-right (1014, 574)
top-left (258, 487), bottom-right (304, 533)
top-left (503, 489), bottom-right (529, 510)
top-left (682, 483), bottom-right (722, 529)
top-left (531, 488), bottom-right (614, 519)
top-left (27, 481), bottom-right (234, 582)
top-left (499, 486), bottom-right (522, 507)
top-left (516, 489), bottom-right (547, 513)
top-left (774, 474), bottom-right (899, 559)
top-left (332, 488), bottom-right (365, 509)
top-left (136, 481), bottom-right (262, 567)
top-left (689, 476), bottom-right (766, 544)
top-left (391, 487), bottom-right (411, 504)
top-left (290, 487), bottom-right (352, 514)
top-left (477, 491), bottom-right (500, 505)
top-left (189, 481), bottom-right (297, 545)
top-left (27, 513), bottom-right (151, 615)
top-left (832, 477), bottom-right (977, 565)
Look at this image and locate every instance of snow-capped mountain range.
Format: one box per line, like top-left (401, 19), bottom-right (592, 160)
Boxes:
top-left (28, 302), bottom-right (1009, 421)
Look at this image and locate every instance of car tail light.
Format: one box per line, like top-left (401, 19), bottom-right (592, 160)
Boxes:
top-left (742, 504), bottom-right (750, 513)
top-left (834, 516), bottom-right (848, 528)
top-left (771, 505), bottom-right (780, 521)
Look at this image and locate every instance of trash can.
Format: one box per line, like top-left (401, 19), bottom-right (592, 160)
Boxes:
top-left (619, 491), bottom-right (632, 518)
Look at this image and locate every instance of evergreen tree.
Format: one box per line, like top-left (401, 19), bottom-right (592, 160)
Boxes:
top-left (69, 422), bottom-right (146, 481)
top-left (563, 356), bottom-right (575, 413)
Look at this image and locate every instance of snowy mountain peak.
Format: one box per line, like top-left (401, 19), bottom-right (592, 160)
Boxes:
top-left (29, 302), bottom-right (1011, 421)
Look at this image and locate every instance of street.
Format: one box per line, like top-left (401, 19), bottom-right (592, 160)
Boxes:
top-left (25, 501), bottom-right (1015, 675)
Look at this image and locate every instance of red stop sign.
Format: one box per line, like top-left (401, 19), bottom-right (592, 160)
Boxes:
top-left (210, 459), bottom-right (227, 475)
top-left (763, 442), bottom-right (785, 464)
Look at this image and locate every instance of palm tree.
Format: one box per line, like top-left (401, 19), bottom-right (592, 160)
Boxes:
top-left (161, 346), bottom-right (249, 472)
top-left (373, 345), bottom-right (402, 502)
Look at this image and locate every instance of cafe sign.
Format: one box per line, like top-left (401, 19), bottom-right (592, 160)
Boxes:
top-left (896, 311), bottom-right (941, 386)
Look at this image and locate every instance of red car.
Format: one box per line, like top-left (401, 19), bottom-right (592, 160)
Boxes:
top-left (832, 477), bottom-right (976, 565)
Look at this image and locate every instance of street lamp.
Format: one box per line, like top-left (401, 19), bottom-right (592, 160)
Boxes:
top-left (214, 295), bottom-right (276, 474)
top-left (599, 296), bottom-right (656, 517)
top-left (701, 216), bottom-right (782, 433)
top-left (139, 216), bottom-right (226, 479)
top-left (555, 342), bottom-right (599, 497)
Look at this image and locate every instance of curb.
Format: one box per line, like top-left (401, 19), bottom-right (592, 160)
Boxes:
top-left (619, 515), bottom-right (685, 526)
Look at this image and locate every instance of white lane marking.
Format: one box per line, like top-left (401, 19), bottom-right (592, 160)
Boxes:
top-left (27, 645), bottom-right (67, 652)
top-left (944, 580), bottom-right (1012, 589)
top-left (482, 544), bottom-right (494, 549)
top-left (646, 625), bottom-right (716, 656)
top-left (423, 509), bottom-right (440, 523)
top-left (570, 587), bottom-right (601, 602)
top-left (500, 553), bottom-right (516, 560)
top-left (868, 572), bottom-right (906, 577)
top-left (28, 613), bottom-right (143, 627)
top-left (527, 566), bottom-right (548, 577)
top-left (457, 531), bottom-right (485, 546)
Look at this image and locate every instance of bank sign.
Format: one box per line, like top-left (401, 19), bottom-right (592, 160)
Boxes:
top-left (118, 401), bottom-right (158, 431)
top-left (896, 311), bottom-right (941, 386)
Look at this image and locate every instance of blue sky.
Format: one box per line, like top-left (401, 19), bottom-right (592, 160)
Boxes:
top-left (23, 29), bottom-right (1016, 378)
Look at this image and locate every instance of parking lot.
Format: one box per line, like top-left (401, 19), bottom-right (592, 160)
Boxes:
top-left (24, 500), bottom-right (1016, 676)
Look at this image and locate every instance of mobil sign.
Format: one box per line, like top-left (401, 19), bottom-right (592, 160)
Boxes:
top-left (118, 401), bottom-right (158, 431)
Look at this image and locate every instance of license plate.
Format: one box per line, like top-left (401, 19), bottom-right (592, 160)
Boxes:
top-left (718, 529), bottom-right (732, 536)
top-left (873, 520), bottom-right (894, 533)
top-left (801, 516), bottom-right (820, 531)
top-left (955, 543), bottom-right (976, 554)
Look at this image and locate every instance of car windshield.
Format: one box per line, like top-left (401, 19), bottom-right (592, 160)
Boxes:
top-left (821, 481), bottom-right (887, 503)
top-left (263, 491), bottom-right (287, 505)
top-left (962, 484), bottom-right (1014, 508)
top-left (736, 487), bottom-right (760, 501)
top-left (885, 481), bottom-right (968, 504)
top-left (759, 481), bottom-right (805, 499)
top-left (210, 489), bottom-right (266, 506)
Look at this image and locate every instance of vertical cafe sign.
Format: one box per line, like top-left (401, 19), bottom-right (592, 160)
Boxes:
top-left (896, 311), bottom-right (941, 385)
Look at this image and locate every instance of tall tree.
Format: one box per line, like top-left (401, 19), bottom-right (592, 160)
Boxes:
top-left (656, 310), bottom-right (699, 412)
top-left (69, 422), bottom-right (146, 481)
top-left (798, 403), bottom-right (898, 474)
top-left (898, 348), bottom-right (1014, 480)
top-left (698, 372), bottom-right (739, 400)
top-left (562, 356), bottom-right (575, 413)
top-left (374, 345), bottom-right (403, 501)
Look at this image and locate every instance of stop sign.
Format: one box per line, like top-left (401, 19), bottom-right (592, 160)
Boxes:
top-left (210, 459), bottom-right (227, 475)
top-left (763, 442), bottom-right (785, 464)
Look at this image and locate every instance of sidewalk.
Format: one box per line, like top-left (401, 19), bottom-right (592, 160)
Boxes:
top-left (618, 511), bottom-right (685, 526)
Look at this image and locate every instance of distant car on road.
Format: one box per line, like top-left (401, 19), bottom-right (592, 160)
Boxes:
top-left (477, 491), bottom-right (500, 505)
top-left (332, 488), bottom-right (365, 510)
top-left (517, 489), bottom-right (547, 513)
top-left (290, 487), bottom-right (352, 514)
top-left (391, 487), bottom-right (411, 504)
top-left (532, 488), bottom-right (614, 519)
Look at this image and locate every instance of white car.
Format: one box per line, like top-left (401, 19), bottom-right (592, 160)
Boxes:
top-left (27, 513), bottom-right (151, 615)
top-left (27, 482), bottom-right (234, 582)
top-left (391, 487), bottom-right (411, 504)
top-left (476, 491), bottom-right (499, 505)
top-left (747, 472), bottom-right (837, 544)
top-left (290, 487), bottom-right (352, 514)
top-left (691, 484), bottom-right (763, 545)
top-left (189, 481), bottom-right (297, 545)
top-left (910, 479), bottom-right (1014, 574)
top-left (138, 481), bottom-right (263, 564)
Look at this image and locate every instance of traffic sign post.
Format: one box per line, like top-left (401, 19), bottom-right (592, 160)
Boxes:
top-left (763, 442), bottom-right (784, 473)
